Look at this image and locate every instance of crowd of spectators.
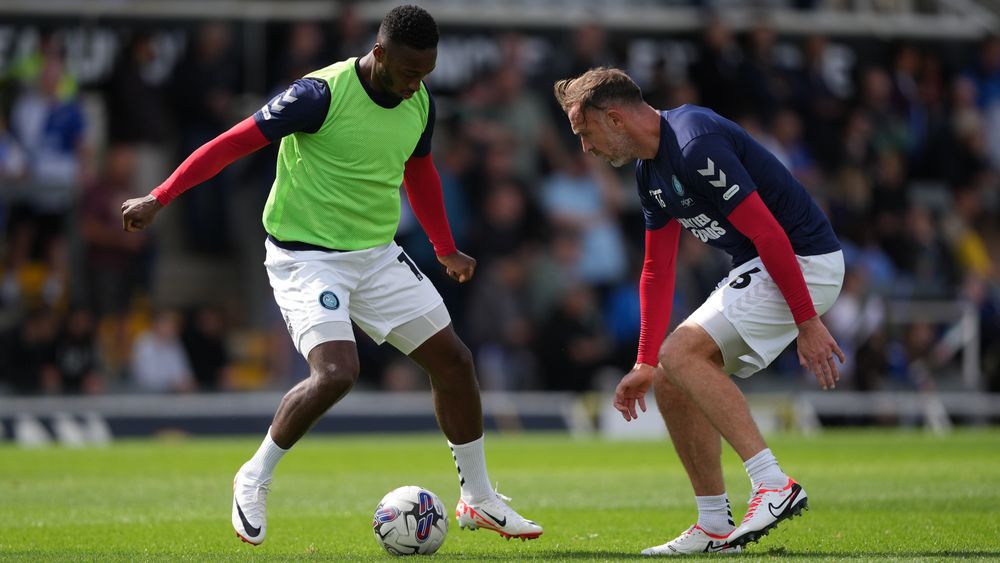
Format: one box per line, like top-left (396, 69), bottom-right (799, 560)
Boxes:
top-left (1, 12), bottom-right (999, 396)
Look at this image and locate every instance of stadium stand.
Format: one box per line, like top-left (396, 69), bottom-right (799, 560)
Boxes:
top-left (1, 0), bottom-right (999, 437)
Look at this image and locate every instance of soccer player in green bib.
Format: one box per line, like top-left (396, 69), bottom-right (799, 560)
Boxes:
top-left (122, 5), bottom-right (542, 546)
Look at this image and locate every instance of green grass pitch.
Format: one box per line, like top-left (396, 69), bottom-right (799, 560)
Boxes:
top-left (1, 430), bottom-right (998, 561)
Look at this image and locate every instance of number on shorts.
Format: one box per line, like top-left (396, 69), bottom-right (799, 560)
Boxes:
top-left (397, 252), bottom-right (424, 281)
top-left (729, 267), bottom-right (761, 289)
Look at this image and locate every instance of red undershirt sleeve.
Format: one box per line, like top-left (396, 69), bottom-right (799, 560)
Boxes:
top-left (726, 191), bottom-right (817, 324)
top-left (636, 220), bottom-right (681, 367)
top-left (150, 116), bottom-right (270, 206)
top-left (402, 154), bottom-right (457, 257)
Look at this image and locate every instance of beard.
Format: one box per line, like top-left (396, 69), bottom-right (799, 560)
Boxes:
top-left (603, 130), bottom-right (640, 167)
top-left (607, 154), bottom-right (633, 168)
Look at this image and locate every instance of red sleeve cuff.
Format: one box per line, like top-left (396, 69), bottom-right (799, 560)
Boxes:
top-left (150, 187), bottom-right (171, 207)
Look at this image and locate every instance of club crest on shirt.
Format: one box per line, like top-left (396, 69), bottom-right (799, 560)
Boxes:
top-left (671, 175), bottom-right (685, 196)
top-left (319, 291), bottom-right (340, 310)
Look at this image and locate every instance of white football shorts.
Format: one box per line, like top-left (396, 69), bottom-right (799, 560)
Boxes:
top-left (264, 238), bottom-right (449, 358)
top-left (687, 250), bottom-right (845, 378)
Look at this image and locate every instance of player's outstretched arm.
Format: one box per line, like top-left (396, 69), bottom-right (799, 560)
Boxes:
top-left (121, 116), bottom-right (270, 232)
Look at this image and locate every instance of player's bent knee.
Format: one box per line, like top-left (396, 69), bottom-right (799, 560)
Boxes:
top-left (430, 339), bottom-right (476, 389)
top-left (306, 343), bottom-right (360, 399)
top-left (311, 362), bottom-right (358, 392)
top-left (450, 339), bottom-right (474, 373)
top-left (659, 325), bottom-right (714, 380)
top-left (658, 334), bottom-right (687, 379)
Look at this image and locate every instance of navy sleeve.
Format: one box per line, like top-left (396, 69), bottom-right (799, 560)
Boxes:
top-left (252, 78), bottom-right (330, 141)
top-left (680, 133), bottom-right (757, 217)
top-left (410, 89), bottom-right (435, 158)
top-left (635, 162), bottom-right (672, 230)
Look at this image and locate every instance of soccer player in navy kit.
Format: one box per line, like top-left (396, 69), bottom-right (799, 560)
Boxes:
top-left (554, 68), bottom-right (845, 555)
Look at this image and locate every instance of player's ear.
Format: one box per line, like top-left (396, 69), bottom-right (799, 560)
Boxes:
top-left (373, 42), bottom-right (386, 62)
top-left (606, 108), bottom-right (625, 129)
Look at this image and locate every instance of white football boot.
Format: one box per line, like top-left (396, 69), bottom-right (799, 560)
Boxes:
top-left (641, 524), bottom-right (741, 556)
top-left (232, 465), bottom-right (271, 545)
top-left (455, 489), bottom-right (543, 540)
top-left (726, 477), bottom-right (808, 548)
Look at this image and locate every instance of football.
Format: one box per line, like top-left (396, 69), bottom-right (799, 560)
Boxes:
top-left (372, 486), bottom-right (449, 555)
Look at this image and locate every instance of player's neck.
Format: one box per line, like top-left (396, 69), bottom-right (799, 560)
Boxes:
top-left (356, 52), bottom-right (384, 94)
top-left (635, 104), bottom-right (662, 160)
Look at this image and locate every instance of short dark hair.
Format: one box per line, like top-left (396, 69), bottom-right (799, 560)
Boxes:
top-left (379, 5), bottom-right (439, 50)
top-left (553, 67), bottom-right (643, 113)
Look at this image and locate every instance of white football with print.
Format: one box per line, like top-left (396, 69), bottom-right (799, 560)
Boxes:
top-left (372, 485), bottom-right (448, 555)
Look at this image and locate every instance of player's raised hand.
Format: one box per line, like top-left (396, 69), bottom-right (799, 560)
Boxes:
top-left (121, 194), bottom-right (163, 232)
top-left (437, 251), bottom-right (476, 283)
top-left (796, 316), bottom-right (845, 391)
top-left (614, 363), bottom-right (656, 422)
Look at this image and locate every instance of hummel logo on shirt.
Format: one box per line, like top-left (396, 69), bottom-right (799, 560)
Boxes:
top-left (697, 157), bottom-right (728, 188)
top-left (270, 88), bottom-right (298, 113)
top-left (261, 88), bottom-right (299, 120)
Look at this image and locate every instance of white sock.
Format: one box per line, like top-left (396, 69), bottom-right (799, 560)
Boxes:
top-left (743, 448), bottom-right (787, 489)
top-left (695, 493), bottom-right (735, 536)
top-left (243, 427), bottom-right (288, 481)
top-left (448, 435), bottom-right (493, 502)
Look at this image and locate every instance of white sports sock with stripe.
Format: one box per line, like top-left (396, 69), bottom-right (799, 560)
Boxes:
top-left (695, 493), bottom-right (736, 536)
top-left (448, 435), bottom-right (493, 503)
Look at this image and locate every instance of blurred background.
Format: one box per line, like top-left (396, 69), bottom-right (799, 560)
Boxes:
top-left (1, 0), bottom-right (998, 440)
